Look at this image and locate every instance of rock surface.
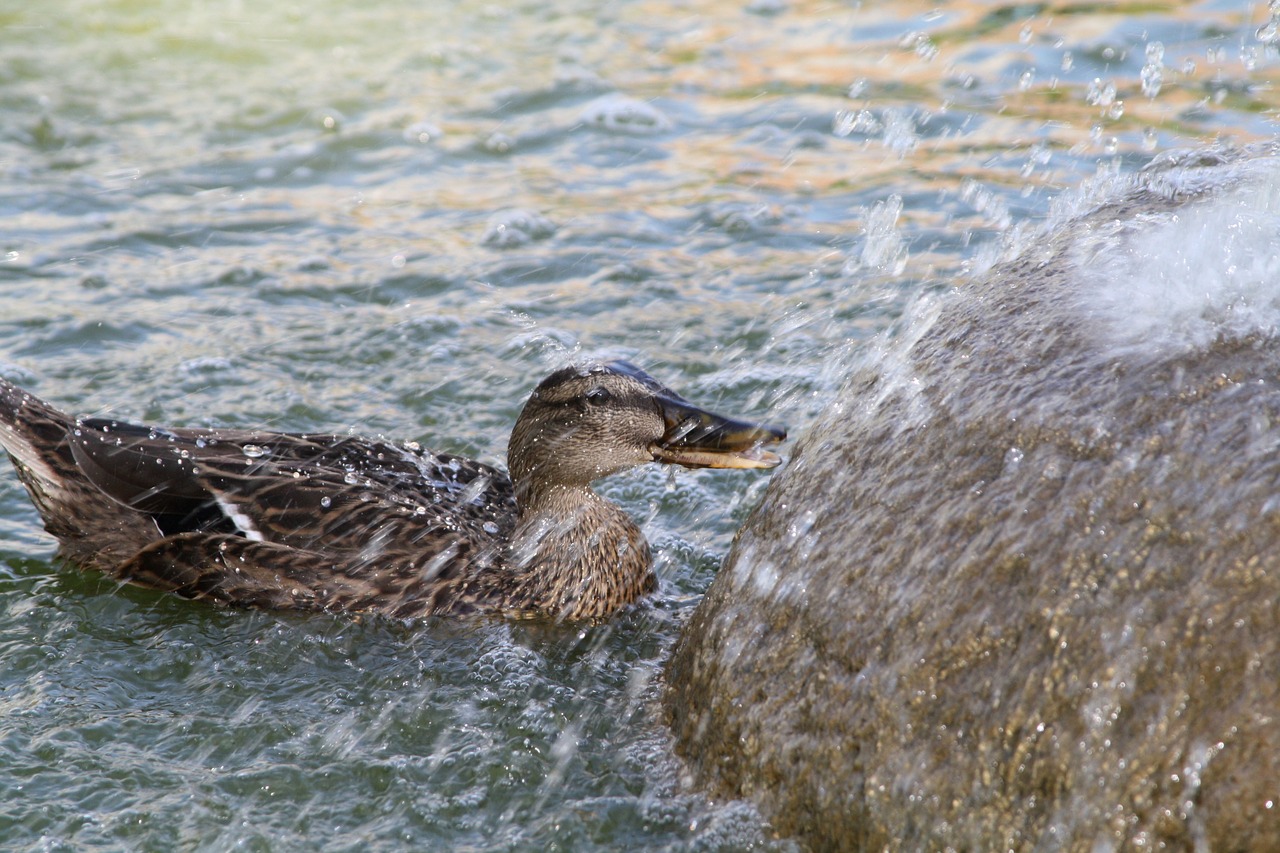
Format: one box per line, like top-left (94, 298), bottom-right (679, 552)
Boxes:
top-left (665, 147), bottom-right (1280, 851)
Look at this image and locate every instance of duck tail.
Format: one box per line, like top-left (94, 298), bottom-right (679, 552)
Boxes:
top-left (0, 377), bottom-right (81, 526)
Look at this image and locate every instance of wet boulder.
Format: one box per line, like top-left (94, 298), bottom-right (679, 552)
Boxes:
top-left (665, 147), bottom-right (1280, 851)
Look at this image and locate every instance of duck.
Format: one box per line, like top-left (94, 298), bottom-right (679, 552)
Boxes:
top-left (0, 361), bottom-right (785, 620)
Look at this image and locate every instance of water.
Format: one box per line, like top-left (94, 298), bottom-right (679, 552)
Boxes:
top-left (0, 0), bottom-right (1276, 849)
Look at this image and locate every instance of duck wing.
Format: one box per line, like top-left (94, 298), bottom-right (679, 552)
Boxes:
top-left (69, 418), bottom-right (517, 579)
top-left (115, 532), bottom-right (496, 617)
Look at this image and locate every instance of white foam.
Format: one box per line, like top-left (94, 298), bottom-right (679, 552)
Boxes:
top-left (1074, 158), bottom-right (1280, 359)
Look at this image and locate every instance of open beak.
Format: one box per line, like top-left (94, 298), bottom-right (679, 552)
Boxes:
top-left (649, 395), bottom-right (786, 470)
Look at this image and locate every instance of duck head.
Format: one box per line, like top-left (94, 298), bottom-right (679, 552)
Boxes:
top-left (507, 361), bottom-right (785, 503)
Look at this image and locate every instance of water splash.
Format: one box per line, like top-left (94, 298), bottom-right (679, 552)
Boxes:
top-left (1074, 156), bottom-right (1280, 358)
top-left (845, 194), bottom-right (908, 276)
top-left (1140, 42), bottom-right (1164, 98)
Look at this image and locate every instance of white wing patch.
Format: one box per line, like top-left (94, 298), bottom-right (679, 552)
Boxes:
top-left (214, 494), bottom-right (265, 542)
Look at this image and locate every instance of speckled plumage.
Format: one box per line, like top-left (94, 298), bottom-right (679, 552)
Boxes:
top-left (0, 362), bottom-right (784, 620)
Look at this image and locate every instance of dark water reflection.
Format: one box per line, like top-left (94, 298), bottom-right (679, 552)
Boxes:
top-left (0, 0), bottom-right (1276, 848)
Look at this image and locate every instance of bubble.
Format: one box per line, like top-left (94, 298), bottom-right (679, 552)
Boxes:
top-left (578, 94), bottom-right (671, 135)
top-left (484, 132), bottom-right (514, 154)
top-left (481, 208), bottom-right (557, 248)
top-left (403, 120), bottom-right (442, 144)
top-left (179, 356), bottom-right (234, 376)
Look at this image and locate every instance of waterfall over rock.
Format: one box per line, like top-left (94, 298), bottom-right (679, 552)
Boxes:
top-left (665, 145), bottom-right (1280, 852)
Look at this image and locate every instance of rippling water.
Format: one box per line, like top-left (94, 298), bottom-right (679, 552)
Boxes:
top-left (1, 0), bottom-right (1276, 849)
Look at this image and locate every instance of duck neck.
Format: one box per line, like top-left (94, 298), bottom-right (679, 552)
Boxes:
top-left (506, 482), bottom-right (655, 620)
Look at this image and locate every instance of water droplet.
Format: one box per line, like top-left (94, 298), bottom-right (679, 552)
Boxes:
top-left (242, 444), bottom-right (267, 459)
top-left (880, 108), bottom-right (918, 157)
top-left (1086, 78), bottom-right (1116, 108)
top-left (1061, 51), bottom-right (1073, 72)
top-left (897, 31), bottom-right (938, 62)
top-left (1140, 65), bottom-right (1163, 98)
top-left (320, 496), bottom-right (332, 508)
top-left (483, 521), bottom-right (499, 534)
top-left (195, 437), bottom-right (207, 448)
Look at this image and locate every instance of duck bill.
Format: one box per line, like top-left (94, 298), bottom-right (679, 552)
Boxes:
top-left (650, 396), bottom-right (786, 470)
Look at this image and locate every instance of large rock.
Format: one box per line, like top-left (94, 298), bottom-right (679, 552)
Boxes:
top-left (665, 147), bottom-right (1280, 851)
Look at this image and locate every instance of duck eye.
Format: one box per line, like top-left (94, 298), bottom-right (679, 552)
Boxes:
top-left (585, 387), bottom-right (612, 406)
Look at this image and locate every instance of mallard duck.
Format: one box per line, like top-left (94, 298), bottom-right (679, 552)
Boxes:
top-left (0, 361), bottom-right (784, 620)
